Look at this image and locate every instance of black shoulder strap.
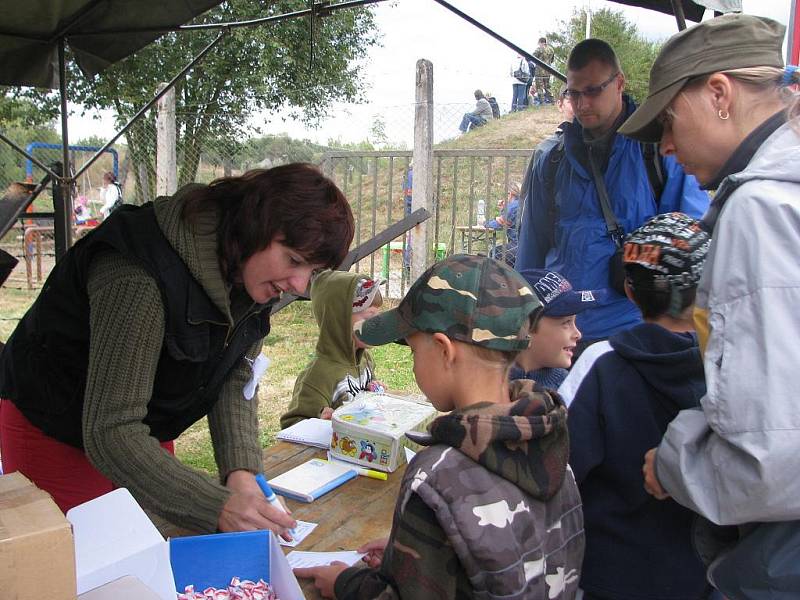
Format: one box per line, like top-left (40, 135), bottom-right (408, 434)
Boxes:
top-left (543, 137), bottom-right (565, 250)
top-left (587, 146), bottom-right (625, 249)
top-left (640, 142), bottom-right (666, 206)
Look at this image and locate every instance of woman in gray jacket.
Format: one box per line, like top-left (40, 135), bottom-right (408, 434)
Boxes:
top-left (619, 13), bottom-right (800, 600)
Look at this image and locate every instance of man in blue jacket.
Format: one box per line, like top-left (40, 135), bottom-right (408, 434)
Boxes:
top-left (516, 39), bottom-right (708, 351)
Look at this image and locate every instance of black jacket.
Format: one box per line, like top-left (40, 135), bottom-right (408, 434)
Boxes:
top-left (0, 204), bottom-right (270, 448)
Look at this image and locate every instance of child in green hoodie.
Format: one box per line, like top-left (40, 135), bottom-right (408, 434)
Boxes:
top-left (280, 270), bottom-right (385, 428)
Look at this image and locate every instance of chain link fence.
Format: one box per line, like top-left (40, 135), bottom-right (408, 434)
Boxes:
top-left (1, 99), bottom-right (531, 295)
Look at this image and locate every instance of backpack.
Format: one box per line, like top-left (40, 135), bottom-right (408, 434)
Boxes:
top-left (513, 58), bottom-right (531, 84)
top-left (527, 59), bottom-right (537, 80)
top-left (531, 137), bottom-right (667, 250)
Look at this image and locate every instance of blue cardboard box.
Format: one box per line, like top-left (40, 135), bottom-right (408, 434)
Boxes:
top-left (169, 530), bottom-right (303, 599)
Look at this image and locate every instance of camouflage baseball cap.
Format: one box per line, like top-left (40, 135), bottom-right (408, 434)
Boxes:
top-left (354, 254), bottom-right (541, 351)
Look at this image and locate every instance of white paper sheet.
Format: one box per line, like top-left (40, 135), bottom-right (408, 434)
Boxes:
top-left (278, 520), bottom-right (318, 547)
top-left (286, 551), bottom-right (365, 569)
top-left (404, 446), bottom-right (416, 463)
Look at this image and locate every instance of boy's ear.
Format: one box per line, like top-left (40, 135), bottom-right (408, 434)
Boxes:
top-left (623, 278), bottom-right (636, 303)
top-left (430, 332), bottom-right (456, 367)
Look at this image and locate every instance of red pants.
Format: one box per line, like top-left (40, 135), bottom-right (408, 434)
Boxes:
top-left (0, 399), bottom-right (174, 514)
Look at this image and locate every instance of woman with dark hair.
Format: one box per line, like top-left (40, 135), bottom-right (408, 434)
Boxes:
top-left (0, 163), bottom-right (354, 536)
top-left (619, 13), bottom-right (800, 597)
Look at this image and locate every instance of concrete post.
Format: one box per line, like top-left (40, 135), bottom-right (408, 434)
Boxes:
top-left (156, 83), bottom-right (177, 196)
top-left (411, 59), bottom-right (434, 281)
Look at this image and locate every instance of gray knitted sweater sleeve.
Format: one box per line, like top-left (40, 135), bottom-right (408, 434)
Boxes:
top-left (82, 250), bottom-right (260, 533)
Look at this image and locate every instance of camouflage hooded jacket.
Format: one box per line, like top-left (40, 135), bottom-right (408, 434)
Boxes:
top-left (334, 380), bottom-right (584, 600)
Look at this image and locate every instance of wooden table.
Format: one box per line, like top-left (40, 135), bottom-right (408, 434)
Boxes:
top-left (264, 442), bottom-right (405, 598)
top-left (455, 225), bottom-right (498, 255)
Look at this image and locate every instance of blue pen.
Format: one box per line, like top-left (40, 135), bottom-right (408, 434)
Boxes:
top-left (255, 473), bottom-right (296, 538)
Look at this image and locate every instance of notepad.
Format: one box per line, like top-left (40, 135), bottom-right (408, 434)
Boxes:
top-left (276, 418), bottom-right (333, 449)
top-left (269, 458), bottom-right (357, 503)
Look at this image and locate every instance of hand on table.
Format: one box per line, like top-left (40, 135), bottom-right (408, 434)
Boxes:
top-left (294, 562), bottom-right (349, 599)
top-left (642, 448), bottom-right (670, 500)
top-left (358, 538), bottom-right (389, 568)
top-left (218, 470), bottom-right (297, 538)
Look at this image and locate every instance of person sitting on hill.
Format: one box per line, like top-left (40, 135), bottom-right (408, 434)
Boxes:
top-left (459, 89), bottom-right (494, 133)
top-left (485, 91), bottom-right (501, 119)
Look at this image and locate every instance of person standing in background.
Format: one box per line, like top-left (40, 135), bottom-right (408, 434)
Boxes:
top-left (534, 37), bottom-right (556, 105)
top-left (510, 54), bottom-right (531, 112)
top-left (516, 39), bottom-right (708, 359)
top-left (99, 171), bottom-right (123, 220)
top-left (624, 14), bottom-right (800, 597)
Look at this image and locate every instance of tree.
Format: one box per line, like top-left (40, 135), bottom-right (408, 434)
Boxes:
top-left (20, 0), bottom-right (378, 202)
top-left (545, 8), bottom-right (661, 102)
top-left (368, 115), bottom-right (388, 149)
top-left (0, 94), bottom-right (60, 190)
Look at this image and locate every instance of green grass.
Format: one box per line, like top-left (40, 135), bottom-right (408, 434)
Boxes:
top-left (169, 299), bottom-right (417, 474)
top-left (175, 299), bottom-right (419, 474)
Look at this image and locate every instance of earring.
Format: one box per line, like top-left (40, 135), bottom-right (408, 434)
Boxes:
top-left (718, 109), bottom-right (730, 120)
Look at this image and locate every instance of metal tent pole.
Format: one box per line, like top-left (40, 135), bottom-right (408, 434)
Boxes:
top-left (670, 0), bottom-right (688, 31)
top-left (431, 0), bottom-right (566, 82)
top-left (54, 38), bottom-right (74, 260)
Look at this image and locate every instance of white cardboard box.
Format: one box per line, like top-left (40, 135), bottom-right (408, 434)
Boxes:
top-left (330, 392), bottom-right (436, 472)
top-left (77, 575), bottom-right (161, 599)
top-left (67, 488), bottom-right (177, 599)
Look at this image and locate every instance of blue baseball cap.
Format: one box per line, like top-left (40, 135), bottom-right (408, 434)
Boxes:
top-left (518, 269), bottom-right (606, 317)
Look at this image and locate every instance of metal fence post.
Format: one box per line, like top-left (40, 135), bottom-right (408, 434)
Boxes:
top-left (412, 59), bottom-right (434, 282)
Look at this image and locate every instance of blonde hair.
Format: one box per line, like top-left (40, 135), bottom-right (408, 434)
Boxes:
top-left (666, 66), bottom-right (800, 127)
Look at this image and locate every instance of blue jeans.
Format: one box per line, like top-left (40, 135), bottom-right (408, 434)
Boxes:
top-left (459, 113), bottom-right (486, 132)
top-left (511, 83), bottom-right (527, 112)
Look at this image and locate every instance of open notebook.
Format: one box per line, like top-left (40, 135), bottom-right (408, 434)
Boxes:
top-left (276, 418), bottom-right (332, 449)
top-left (268, 458), bottom-right (357, 503)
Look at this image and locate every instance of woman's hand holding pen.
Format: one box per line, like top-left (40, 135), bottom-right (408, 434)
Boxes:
top-left (218, 470), bottom-right (297, 536)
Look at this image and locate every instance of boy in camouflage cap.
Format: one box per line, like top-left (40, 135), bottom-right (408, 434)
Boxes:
top-left (296, 255), bottom-right (585, 600)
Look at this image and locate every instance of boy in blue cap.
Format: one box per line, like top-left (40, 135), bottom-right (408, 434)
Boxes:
top-left (512, 269), bottom-right (604, 389)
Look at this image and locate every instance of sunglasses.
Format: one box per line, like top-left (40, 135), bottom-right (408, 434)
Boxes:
top-left (563, 72), bottom-right (619, 102)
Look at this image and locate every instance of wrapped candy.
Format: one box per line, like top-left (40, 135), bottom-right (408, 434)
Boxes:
top-left (177, 577), bottom-right (278, 600)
